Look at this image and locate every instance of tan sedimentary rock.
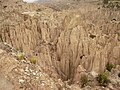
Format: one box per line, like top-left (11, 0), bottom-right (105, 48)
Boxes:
top-left (0, 0), bottom-right (120, 82)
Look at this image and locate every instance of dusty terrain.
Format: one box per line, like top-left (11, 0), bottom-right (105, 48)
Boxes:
top-left (0, 0), bottom-right (120, 90)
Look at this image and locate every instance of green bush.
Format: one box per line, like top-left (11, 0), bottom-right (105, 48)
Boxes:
top-left (97, 73), bottom-right (110, 87)
top-left (29, 56), bottom-right (37, 64)
top-left (16, 53), bottom-right (24, 60)
top-left (106, 63), bottom-right (114, 72)
top-left (80, 75), bottom-right (88, 88)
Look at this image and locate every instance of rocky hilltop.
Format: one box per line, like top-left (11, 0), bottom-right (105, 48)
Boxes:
top-left (0, 0), bottom-right (120, 90)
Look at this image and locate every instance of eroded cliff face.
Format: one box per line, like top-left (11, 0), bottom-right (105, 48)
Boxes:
top-left (0, 0), bottom-right (120, 82)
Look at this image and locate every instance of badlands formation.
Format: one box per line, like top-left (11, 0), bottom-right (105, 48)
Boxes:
top-left (0, 0), bottom-right (120, 90)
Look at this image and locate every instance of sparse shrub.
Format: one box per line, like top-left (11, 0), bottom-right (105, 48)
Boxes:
top-left (80, 75), bottom-right (88, 88)
top-left (16, 53), bottom-right (24, 60)
top-left (97, 73), bottom-right (110, 87)
top-left (106, 63), bottom-right (114, 72)
top-left (29, 56), bottom-right (37, 64)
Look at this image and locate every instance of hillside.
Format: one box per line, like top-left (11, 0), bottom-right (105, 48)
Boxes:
top-left (0, 0), bottom-right (120, 90)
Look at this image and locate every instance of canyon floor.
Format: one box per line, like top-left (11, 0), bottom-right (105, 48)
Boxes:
top-left (0, 0), bottom-right (120, 90)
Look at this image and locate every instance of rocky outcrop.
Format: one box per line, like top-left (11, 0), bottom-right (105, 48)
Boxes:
top-left (0, 0), bottom-right (120, 83)
top-left (0, 48), bottom-right (62, 90)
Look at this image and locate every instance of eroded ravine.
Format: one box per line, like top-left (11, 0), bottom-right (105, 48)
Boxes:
top-left (0, 0), bottom-right (120, 83)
